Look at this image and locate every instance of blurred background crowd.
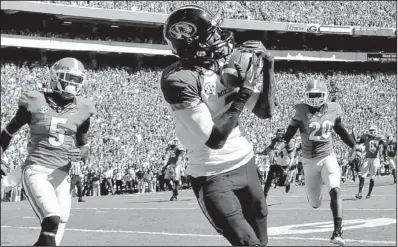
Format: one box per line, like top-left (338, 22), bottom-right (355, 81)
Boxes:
top-left (41, 1), bottom-right (396, 28)
top-left (0, 1), bottom-right (396, 201)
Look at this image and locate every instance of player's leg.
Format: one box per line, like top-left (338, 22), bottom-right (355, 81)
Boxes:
top-left (263, 165), bottom-right (278, 198)
top-left (191, 162), bottom-right (263, 246)
top-left (357, 158), bottom-right (371, 199)
top-left (237, 158), bottom-right (268, 246)
top-left (389, 158), bottom-right (396, 183)
top-left (22, 166), bottom-right (61, 246)
top-left (75, 177), bottom-right (84, 202)
top-left (303, 158), bottom-right (323, 208)
top-left (52, 168), bottom-right (72, 246)
top-left (321, 155), bottom-right (345, 246)
top-left (366, 158), bottom-right (380, 198)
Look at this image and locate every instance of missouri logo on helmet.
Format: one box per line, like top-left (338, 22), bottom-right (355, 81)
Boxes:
top-left (163, 5), bottom-right (234, 63)
top-left (169, 22), bottom-right (197, 40)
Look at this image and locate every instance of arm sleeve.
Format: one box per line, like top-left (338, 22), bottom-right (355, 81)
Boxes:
top-left (251, 55), bottom-right (276, 119)
top-left (1, 106), bottom-right (31, 151)
top-left (333, 117), bottom-right (356, 148)
top-left (284, 106), bottom-right (301, 144)
top-left (358, 135), bottom-right (366, 144)
top-left (76, 117), bottom-right (91, 147)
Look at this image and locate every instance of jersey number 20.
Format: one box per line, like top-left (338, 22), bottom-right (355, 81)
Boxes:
top-left (309, 120), bottom-right (333, 141)
top-left (49, 117), bottom-right (68, 147)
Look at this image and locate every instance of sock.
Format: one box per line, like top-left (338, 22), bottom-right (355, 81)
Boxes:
top-left (358, 177), bottom-right (365, 193)
top-left (392, 169), bottom-right (396, 181)
top-left (55, 222), bottom-right (66, 246)
top-left (368, 179), bottom-right (374, 196)
top-left (333, 217), bottom-right (343, 233)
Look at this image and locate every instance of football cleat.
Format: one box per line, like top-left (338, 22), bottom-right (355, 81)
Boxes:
top-left (330, 231), bottom-right (345, 246)
top-left (366, 194), bottom-right (371, 199)
top-left (170, 195), bottom-right (178, 201)
top-left (304, 80), bottom-right (328, 108)
top-left (355, 193), bottom-right (362, 199)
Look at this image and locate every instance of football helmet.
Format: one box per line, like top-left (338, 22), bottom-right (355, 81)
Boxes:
top-left (276, 128), bottom-right (284, 140)
top-left (368, 125), bottom-right (377, 137)
top-left (304, 80), bottom-right (328, 108)
top-left (50, 57), bottom-right (86, 100)
top-left (163, 5), bottom-right (234, 64)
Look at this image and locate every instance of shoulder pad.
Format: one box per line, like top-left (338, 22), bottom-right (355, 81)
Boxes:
top-left (161, 66), bottom-right (201, 109)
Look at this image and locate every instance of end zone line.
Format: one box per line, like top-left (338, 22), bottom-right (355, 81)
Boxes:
top-left (1, 226), bottom-right (395, 245)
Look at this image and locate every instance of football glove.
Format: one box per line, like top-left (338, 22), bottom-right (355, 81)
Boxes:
top-left (68, 148), bottom-right (82, 162)
top-left (234, 53), bottom-right (260, 91)
top-left (239, 40), bottom-right (274, 67)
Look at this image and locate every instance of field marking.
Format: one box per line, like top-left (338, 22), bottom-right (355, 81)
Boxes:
top-left (68, 207), bottom-right (396, 212)
top-left (1, 223), bottom-right (396, 245)
top-left (272, 236), bottom-right (396, 245)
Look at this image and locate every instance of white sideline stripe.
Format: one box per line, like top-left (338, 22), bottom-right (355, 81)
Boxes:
top-left (1, 226), bottom-right (395, 245)
top-left (70, 207), bottom-right (396, 211)
top-left (271, 236), bottom-right (396, 245)
top-left (73, 207), bottom-right (198, 210)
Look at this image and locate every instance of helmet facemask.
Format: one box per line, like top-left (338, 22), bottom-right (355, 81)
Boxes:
top-left (305, 91), bottom-right (327, 108)
top-left (51, 68), bottom-right (85, 100)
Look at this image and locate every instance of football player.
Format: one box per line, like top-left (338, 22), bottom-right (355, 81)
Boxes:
top-left (257, 129), bottom-right (295, 197)
top-left (164, 138), bottom-right (185, 201)
top-left (355, 125), bottom-right (385, 199)
top-left (383, 135), bottom-right (397, 184)
top-left (282, 80), bottom-right (359, 246)
top-left (161, 5), bottom-right (275, 246)
top-left (0, 57), bottom-right (95, 246)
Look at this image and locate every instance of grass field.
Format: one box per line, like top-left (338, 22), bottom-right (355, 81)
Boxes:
top-left (1, 175), bottom-right (396, 246)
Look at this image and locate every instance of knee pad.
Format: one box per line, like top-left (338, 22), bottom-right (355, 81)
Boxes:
top-left (41, 216), bottom-right (60, 234)
top-left (307, 196), bottom-right (322, 209)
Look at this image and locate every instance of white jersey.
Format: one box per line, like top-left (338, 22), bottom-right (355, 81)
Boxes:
top-left (161, 63), bottom-right (260, 177)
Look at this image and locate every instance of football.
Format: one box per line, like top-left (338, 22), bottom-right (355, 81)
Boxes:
top-left (221, 49), bottom-right (255, 88)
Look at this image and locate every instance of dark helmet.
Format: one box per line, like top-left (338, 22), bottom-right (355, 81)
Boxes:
top-left (276, 128), bottom-right (284, 139)
top-left (163, 5), bottom-right (234, 64)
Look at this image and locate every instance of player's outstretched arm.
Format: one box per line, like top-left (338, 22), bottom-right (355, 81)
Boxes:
top-left (283, 122), bottom-right (300, 145)
top-left (0, 106), bottom-right (31, 153)
top-left (240, 41), bottom-right (276, 120)
top-left (333, 117), bottom-right (356, 148)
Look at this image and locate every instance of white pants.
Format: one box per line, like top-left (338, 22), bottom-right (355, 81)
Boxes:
top-left (22, 165), bottom-right (71, 223)
top-left (302, 154), bottom-right (341, 208)
top-left (360, 158), bottom-right (381, 179)
top-left (388, 157), bottom-right (396, 170)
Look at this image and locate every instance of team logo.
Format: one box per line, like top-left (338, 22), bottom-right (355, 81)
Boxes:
top-left (169, 22), bottom-right (197, 40)
top-left (204, 82), bottom-right (215, 94)
top-left (39, 106), bottom-right (49, 114)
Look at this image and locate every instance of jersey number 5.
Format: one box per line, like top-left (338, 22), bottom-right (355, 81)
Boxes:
top-left (49, 117), bottom-right (68, 147)
top-left (309, 120), bottom-right (333, 141)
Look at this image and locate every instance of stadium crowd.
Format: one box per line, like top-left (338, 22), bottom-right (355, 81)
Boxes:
top-left (41, 1), bottom-right (397, 28)
top-left (1, 61), bottom-right (396, 184)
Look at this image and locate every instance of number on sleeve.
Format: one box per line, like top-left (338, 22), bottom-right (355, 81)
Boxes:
top-left (309, 120), bottom-right (333, 141)
top-left (49, 117), bottom-right (68, 147)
